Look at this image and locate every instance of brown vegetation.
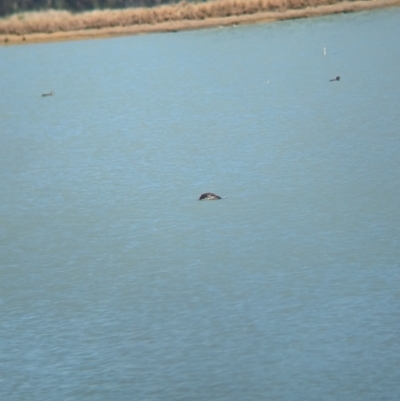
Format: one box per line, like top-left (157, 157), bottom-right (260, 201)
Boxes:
top-left (0, 0), bottom-right (359, 35)
top-left (1, 0), bottom-right (399, 43)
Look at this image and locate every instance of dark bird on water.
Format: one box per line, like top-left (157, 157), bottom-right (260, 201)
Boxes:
top-left (198, 193), bottom-right (222, 201)
top-left (329, 76), bottom-right (340, 82)
top-left (42, 91), bottom-right (54, 97)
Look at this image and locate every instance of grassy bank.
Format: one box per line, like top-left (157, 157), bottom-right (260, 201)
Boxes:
top-left (1, 0), bottom-right (399, 44)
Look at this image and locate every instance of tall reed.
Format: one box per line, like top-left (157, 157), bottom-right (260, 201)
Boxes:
top-left (0, 0), bottom-right (356, 36)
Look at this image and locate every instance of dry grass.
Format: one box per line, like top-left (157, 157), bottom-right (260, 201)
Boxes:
top-left (0, 0), bottom-right (355, 35)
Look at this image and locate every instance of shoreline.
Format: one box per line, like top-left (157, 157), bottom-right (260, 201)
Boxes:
top-left (1, 0), bottom-right (399, 46)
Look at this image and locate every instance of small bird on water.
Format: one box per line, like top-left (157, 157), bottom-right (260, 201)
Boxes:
top-left (329, 76), bottom-right (340, 82)
top-left (41, 91), bottom-right (54, 97)
top-left (198, 193), bottom-right (222, 201)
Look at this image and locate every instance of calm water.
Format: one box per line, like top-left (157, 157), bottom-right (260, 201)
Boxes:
top-left (1, 8), bottom-right (400, 401)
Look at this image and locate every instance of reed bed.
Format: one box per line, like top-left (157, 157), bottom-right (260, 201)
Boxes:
top-left (0, 0), bottom-right (354, 36)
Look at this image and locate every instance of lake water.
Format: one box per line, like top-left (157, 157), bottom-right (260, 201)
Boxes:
top-left (1, 7), bottom-right (400, 401)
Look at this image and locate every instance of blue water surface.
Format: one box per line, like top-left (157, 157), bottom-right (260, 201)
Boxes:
top-left (1, 7), bottom-right (399, 401)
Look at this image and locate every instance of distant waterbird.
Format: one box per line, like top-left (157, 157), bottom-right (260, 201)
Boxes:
top-left (198, 193), bottom-right (222, 201)
top-left (329, 76), bottom-right (340, 82)
top-left (323, 47), bottom-right (326, 55)
top-left (41, 91), bottom-right (54, 97)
